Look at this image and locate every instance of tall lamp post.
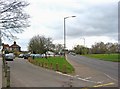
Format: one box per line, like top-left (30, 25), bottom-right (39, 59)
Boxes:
top-left (80, 38), bottom-right (85, 47)
top-left (80, 38), bottom-right (86, 54)
top-left (0, 30), bottom-right (2, 50)
top-left (63, 16), bottom-right (76, 56)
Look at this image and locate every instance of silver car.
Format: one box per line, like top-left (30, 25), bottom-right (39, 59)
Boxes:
top-left (30, 54), bottom-right (42, 58)
top-left (5, 53), bottom-right (15, 61)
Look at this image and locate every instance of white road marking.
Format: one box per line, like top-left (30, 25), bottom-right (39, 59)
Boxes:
top-left (75, 75), bottom-right (79, 77)
top-left (104, 73), bottom-right (118, 82)
top-left (56, 71), bottom-right (103, 84)
top-left (84, 77), bottom-right (92, 80)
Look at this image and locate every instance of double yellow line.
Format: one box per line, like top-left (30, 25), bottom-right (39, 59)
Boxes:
top-left (93, 82), bottom-right (114, 87)
top-left (81, 82), bottom-right (115, 89)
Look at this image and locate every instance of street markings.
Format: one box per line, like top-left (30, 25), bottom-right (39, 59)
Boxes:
top-left (56, 71), bottom-right (116, 87)
top-left (84, 77), bottom-right (92, 80)
top-left (56, 71), bottom-right (103, 84)
top-left (104, 73), bottom-right (118, 81)
top-left (93, 82), bottom-right (114, 87)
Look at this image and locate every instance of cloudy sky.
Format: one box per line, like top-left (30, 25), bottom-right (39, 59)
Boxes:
top-left (4, 0), bottom-right (118, 50)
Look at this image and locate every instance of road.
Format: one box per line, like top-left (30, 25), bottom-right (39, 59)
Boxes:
top-left (67, 54), bottom-right (118, 86)
top-left (7, 58), bottom-right (99, 87)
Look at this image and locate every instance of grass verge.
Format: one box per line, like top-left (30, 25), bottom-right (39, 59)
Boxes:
top-left (29, 56), bottom-right (75, 74)
top-left (84, 54), bottom-right (120, 62)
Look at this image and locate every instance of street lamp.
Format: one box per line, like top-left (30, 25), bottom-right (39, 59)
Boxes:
top-left (0, 30), bottom-right (2, 49)
top-left (80, 38), bottom-right (86, 54)
top-left (80, 38), bottom-right (85, 47)
top-left (63, 16), bottom-right (76, 55)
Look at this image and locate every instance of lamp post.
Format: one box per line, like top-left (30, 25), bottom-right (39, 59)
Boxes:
top-left (0, 30), bottom-right (2, 50)
top-left (80, 38), bottom-right (85, 47)
top-left (80, 38), bottom-right (86, 54)
top-left (63, 16), bottom-right (76, 56)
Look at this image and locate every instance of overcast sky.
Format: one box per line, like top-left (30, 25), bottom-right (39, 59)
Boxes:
top-left (4, 0), bottom-right (118, 51)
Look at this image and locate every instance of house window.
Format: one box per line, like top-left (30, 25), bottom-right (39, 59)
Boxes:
top-left (10, 48), bottom-right (12, 51)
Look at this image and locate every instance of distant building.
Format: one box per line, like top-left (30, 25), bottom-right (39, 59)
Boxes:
top-left (2, 41), bottom-right (21, 52)
top-left (3, 44), bottom-right (9, 51)
top-left (10, 41), bottom-right (21, 51)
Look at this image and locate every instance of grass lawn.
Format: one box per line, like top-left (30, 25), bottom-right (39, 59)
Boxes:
top-left (31, 56), bottom-right (75, 74)
top-left (84, 54), bottom-right (120, 62)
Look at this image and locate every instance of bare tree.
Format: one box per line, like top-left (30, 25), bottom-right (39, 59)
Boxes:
top-left (54, 44), bottom-right (64, 54)
top-left (0, 0), bottom-right (30, 40)
top-left (91, 42), bottom-right (107, 54)
top-left (73, 45), bottom-right (89, 55)
top-left (91, 42), bottom-right (119, 54)
top-left (28, 35), bottom-right (53, 54)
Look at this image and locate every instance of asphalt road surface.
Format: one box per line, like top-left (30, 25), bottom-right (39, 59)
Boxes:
top-left (7, 58), bottom-right (101, 87)
top-left (67, 54), bottom-right (118, 86)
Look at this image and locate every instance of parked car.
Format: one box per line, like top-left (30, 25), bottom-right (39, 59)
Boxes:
top-left (18, 54), bottom-right (24, 58)
top-left (69, 52), bottom-right (76, 56)
top-left (35, 54), bottom-right (42, 58)
top-left (41, 54), bottom-right (45, 58)
top-left (71, 52), bottom-right (76, 56)
top-left (30, 54), bottom-right (42, 59)
top-left (5, 53), bottom-right (15, 61)
top-left (23, 54), bottom-right (30, 59)
top-left (30, 54), bottom-right (36, 57)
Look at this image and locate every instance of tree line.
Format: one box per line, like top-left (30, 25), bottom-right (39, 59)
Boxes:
top-left (73, 42), bottom-right (119, 54)
top-left (28, 35), bottom-right (119, 55)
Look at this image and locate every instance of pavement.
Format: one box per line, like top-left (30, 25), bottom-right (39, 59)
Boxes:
top-left (0, 57), bottom-right (2, 88)
top-left (66, 54), bottom-right (118, 87)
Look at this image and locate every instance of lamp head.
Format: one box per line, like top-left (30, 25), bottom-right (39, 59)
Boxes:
top-left (71, 16), bottom-right (76, 17)
top-left (64, 16), bottom-right (76, 19)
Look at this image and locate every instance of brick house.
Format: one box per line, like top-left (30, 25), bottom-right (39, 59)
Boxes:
top-left (3, 44), bottom-right (9, 51)
top-left (3, 41), bottom-right (21, 52)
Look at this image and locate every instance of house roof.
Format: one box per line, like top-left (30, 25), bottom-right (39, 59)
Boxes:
top-left (3, 44), bottom-right (9, 47)
top-left (10, 41), bottom-right (20, 48)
